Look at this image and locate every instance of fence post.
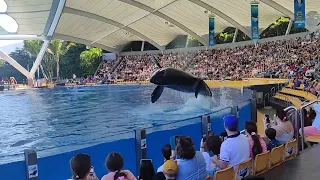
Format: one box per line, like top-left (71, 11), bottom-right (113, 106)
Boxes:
top-left (201, 115), bottom-right (211, 135)
top-left (250, 90), bottom-right (257, 123)
top-left (24, 149), bottom-right (38, 180)
top-left (135, 129), bottom-right (146, 175)
top-left (231, 106), bottom-right (238, 118)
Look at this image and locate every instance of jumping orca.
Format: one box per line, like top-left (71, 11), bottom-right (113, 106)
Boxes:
top-left (149, 67), bottom-right (212, 103)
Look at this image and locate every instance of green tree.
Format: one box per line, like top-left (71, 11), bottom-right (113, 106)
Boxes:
top-left (80, 48), bottom-right (102, 77)
top-left (0, 48), bottom-right (32, 81)
top-left (60, 43), bottom-right (86, 78)
top-left (23, 40), bottom-right (47, 79)
top-left (47, 40), bottom-right (71, 80)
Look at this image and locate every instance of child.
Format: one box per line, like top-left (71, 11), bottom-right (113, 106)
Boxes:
top-left (265, 128), bottom-right (281, 151)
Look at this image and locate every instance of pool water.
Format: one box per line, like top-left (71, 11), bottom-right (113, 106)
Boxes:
top-left (0, 85), bottom-right (251, 164)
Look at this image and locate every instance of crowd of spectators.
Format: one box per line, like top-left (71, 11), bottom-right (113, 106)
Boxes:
top-left (94, 31), bottom-right (320, 83)
top-left (68, 110), bottom-right (299, 180)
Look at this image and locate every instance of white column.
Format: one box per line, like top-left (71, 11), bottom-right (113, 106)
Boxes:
top-left (0, 49), bottom-right (31, 78)
top-left (141, 41), bottom-right (145, 51)
top-left (232, 28), bottom-right (238, 43)
top-left (185, 35), bottom-right (190, 47)
top-left (285, 19), bottom-right (293, 35)
top-left (30, 40), bottom-right (50, 76)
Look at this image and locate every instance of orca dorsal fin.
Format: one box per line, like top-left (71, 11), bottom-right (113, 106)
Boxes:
top-left (151, 85), bottom-right (164, 103)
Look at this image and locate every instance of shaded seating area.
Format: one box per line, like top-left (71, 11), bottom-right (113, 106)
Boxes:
top-left (213, 139), bottom-right (298, 180)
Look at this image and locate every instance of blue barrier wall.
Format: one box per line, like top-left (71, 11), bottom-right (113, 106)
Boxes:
top-left (0, 101), bottom-right (252, 180)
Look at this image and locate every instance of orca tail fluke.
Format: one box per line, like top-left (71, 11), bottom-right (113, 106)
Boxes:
top-left (195, 80), bottom-right (212, 98)
top-left (151, 85), bottom-right (164, 103)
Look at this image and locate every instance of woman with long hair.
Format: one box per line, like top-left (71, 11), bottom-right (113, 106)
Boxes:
top-left (245, 121), bottom-right (267, 158)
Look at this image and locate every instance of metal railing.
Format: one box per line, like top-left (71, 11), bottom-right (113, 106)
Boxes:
top-left (264, 93), bottom-right (269, 107)
top-left (299, 99), bottom-right (320, 150)
top-left (284, 106), bottom-right (299, 143)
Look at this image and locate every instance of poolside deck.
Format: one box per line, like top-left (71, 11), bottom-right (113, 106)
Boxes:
top-left (261, 145), bottom-right (320, 180)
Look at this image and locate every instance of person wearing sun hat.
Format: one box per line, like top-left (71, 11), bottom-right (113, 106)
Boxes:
top-left (163, 160), bottom-right (178, 180)
top-left (211, 115), bottom-right (250, 171)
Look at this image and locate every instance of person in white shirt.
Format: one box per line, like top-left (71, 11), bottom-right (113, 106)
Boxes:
top-left (211, 115), bottom-right (250, 177)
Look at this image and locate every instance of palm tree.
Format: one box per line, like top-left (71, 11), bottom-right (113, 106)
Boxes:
top-left (23, 40), bottom-right (48, 80)
top-left (47, 40), bottom-right (70, 80)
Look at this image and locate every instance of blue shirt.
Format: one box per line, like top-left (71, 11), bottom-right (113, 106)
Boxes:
top-left (176, 151), bottom-right (207, 180)
top-left (267, 139), bottom-right (281, 151)
top-left (312, 104), bottom-right (320, 130)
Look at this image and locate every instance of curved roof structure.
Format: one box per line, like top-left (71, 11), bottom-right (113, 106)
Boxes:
top-left (1, 0), bottom-right (320, 53)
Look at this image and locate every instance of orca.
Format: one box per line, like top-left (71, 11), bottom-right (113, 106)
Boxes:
top-left (149, 67), bottom-right (212, 103)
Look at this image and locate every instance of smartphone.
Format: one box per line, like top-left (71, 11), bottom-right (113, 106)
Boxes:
top-left (202, 133), bottom-right (207, 142)
top-left (264, 114), bottom-right (270, 123)
top-left (170, 135), bottom-right (180, 150)
top-left (140, 159), bottom-right (152, 164)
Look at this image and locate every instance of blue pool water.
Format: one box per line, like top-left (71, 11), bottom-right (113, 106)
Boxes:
top-left (0, 85), bottom-right (251, 164)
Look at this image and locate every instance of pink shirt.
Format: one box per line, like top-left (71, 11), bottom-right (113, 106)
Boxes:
top-left (101, 170), bottom-right (137, 180)
top-left (247, 136), bottom-right (267, 158)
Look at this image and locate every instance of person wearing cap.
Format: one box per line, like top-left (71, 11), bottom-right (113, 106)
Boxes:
top-left (211, 115), bottom-right (250, 170)
top-left (163, 160), bottom-right (178, 180)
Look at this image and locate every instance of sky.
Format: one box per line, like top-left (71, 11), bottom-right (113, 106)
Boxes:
top-left (0, 40), bottom-right (23, 47)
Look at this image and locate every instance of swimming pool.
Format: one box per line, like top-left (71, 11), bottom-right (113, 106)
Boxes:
top-left (0, 85), bottom-right (251, 164)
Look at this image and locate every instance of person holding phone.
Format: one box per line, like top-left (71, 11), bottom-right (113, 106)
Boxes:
top-left (102, 152), bottom-right (136, 180)
top-left (69, 153), bottom-right (99, 180)
top-left (175, 136), bottom-right (206, 180)
top-left (138, 159), bottom-right (155, 180)
top-left (200, 134), bottom-right (222, 178)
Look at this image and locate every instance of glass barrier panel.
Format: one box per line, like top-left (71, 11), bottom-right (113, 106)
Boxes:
top-left (238, 100), bottom-right (252, 132)
top-left (145, 117), bottom-right (202, 171)
top-left (209, 107), bottom-right (232, 135)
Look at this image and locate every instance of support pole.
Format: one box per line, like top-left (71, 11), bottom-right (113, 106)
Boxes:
top-left (141, 41), bottom-right (145, 51)
top-left (285, 19), bottom-right (293, 35)
top-left (135, 129), bottom-right (146, 175)
top-left (232, 28), bottom-right (238, 43)
top-left (30, 40), bottom-right (50, 76)
top-left (0, 49), bottom-right (31, 79)
top-left (24, 149), bottom-right (38, 180)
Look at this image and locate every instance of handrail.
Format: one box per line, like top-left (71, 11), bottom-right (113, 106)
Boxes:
top-left (284, 106), bottom-right (299, 146)
top-left (299, 99), bottom-right (320, 150)
top-left (264, 93), bottom-right (269, 107)
top-left (271, 87), bottom-right (275, 96)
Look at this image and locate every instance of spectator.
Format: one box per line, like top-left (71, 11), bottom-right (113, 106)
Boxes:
top-left (245, 121), bottom-right (267, 158)
top-left (175, 136), bottom-right (207, 180)
top-left (69, 153), bottom-right (99, 180)
top-left (163, 160), bottom-right (178, 180)
top-left (211, 115), bottom-right (250, 174)
top-left (270, 109), bottom-right (294, 144)
top-left (265, 128), bottom-right (281, 151)
top-left (300, 104), bottom-right (320, 140)
top-left (138, 160), bottom-right (155, 180)
top-left (157, 144), bottom-right (172, 172)
top-left (200, 134), bottom-right (222, 177)
top-left (102, 152), bottom-right (136, 180)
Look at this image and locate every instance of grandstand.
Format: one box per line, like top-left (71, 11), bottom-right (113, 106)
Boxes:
top-left (1, 0), bottom-right (320, 180)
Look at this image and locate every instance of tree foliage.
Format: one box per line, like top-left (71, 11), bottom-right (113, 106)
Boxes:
top-left (80, 48), bottom-right (102, 77)
top-left (0, 48), bottom-right (32, 81)
top-left (60, 43), bottom-right (86, 78)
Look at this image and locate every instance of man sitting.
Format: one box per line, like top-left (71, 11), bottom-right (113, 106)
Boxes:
top-left (211, 115), bottom-right (250, 176)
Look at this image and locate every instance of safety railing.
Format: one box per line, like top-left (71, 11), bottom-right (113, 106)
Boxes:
top-left (299, 99), bottom-right (320, 150)
top-left (264, 93), bottom-right (269, 107)
top-left (284, 106), bottom-right (299, 144)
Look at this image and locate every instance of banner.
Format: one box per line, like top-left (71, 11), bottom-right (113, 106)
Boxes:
top-left (251, 3), bottom-right (259, 40)
top-left (294, 0), bottom-right (306, 28)
top-left (209, 16), bottom-right (215, 46)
